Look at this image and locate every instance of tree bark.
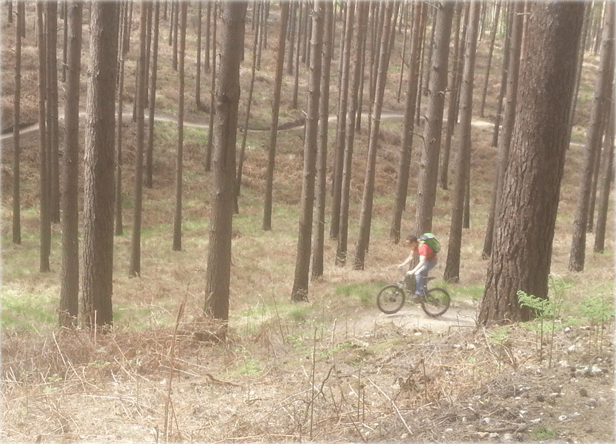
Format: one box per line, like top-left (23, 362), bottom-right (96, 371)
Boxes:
top-left (129, 2), bottom-right (148, 277)
top-left (59, 1), bottom-right (82, 328)
top-left (389, 1), bottom-right (425, 244)
top-left (82, 1), bottom-right (119, 328)
top-left (205, 1), bottom-right (247, 323)
top-left (12, 2), bottom-right (22, 245)
top-left (479, 1), bottom-right (584, 325)
top-left (443, 1), bottom-right (480, 283)
top-left (173, 2), bottom-right (187, 252)
top-left (354, 2), bottom-right (394, 270)
top-left (569, 2), bottom-right (614, 272)
top-left (291, 1), bottom-right (323, 302)
top-left (262, 1), bottom-right (289, 231)
top-left (414, 1), bottom-right (454, 235)
top-left (311, 1), bottom-right (334, 280)
top-left (37, 2), bottom-right (51, 273)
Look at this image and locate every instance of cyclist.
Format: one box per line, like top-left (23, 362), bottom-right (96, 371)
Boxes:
top-left (398, 234), bottom-right (438, 301)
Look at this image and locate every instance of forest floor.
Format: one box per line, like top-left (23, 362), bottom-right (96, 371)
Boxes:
top-left (1, 297), bottom-right (613, 443)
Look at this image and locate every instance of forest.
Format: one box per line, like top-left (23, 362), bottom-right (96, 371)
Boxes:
top-left (1, 1), bottom-right (614, 443)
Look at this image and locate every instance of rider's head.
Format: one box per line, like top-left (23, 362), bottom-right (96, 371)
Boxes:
top-left (405, 235), bottom-right (419, 247)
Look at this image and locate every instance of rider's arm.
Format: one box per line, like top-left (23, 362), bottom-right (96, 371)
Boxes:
top-left (407, 254), bottom-right (426, 275)
top-left (398, 251), bottom-right (416, 269)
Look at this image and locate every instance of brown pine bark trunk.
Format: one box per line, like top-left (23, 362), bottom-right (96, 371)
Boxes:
top-left (569, 2), bottom-right (614, 272)
top-left (414, 1), bottom-right (454, 235)
top-left (129, 2), bottom-right (148, 277)
top-left (205, 1), bottom-right (247, 323)
top-left (291, 1), bottom-right (323, 302)
top-left (59, 1), bottom-right (82, 328)
top-left (172, 2), bottom-right (187, 252)
top-left (262, 1), bottom-right (289, 231)
top-left (443, 1), bottom-right (481, 283)
top-left (12, 2), bottom-right (22, 245)
top-left (145, 2), bottom-right (160, 189)
top-left (354, 2), bottom-right (394, 271)
top-left (82, 1), bottom-right (119, 328)
top-left (479, 2), bottom-right (584, 326)
top-left (389, 1), bottom-right (425, 244)
top-left (37, 2), bottom-right (51, 273)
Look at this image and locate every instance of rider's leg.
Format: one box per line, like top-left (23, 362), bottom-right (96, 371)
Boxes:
top-left (414, 259), bottom-right (438, 295)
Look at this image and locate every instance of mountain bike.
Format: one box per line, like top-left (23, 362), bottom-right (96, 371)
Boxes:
top-left (376, 273), bottom-right (450, 317)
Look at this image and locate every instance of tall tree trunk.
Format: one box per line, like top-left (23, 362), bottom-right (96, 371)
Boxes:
top-left (443, 1), bottom-right (480, 283)
top-left (262, 1), bottom-right (289, 231)
top-left (479, 2), bottom-right (584, 325)
top-left (236, 3), bottom-right (262, 213)
top-left (196, 2), bottom-right (202, 108)
top-left (479, 0), bottom-right (501, 118)
top-left (145, 2), bottom-right (160, 189)
top-left (491, 3), bottom-right (513, 148)
top-left (173, 2), bottom-right (187, 252)
top-left (37, 2), bottom-right (51, 272)
top-left (47, 1), bottom-right (60, 224)
top-left (594, 87), bottom-right (615, 254)
top-left (439, 2), bottom-right (464, 191)
top-left (330, 2), bottom-right (355, 240)
top-left (59, 1), bottom-right (82, 328)
top-left (291, 1), bottom-right (323, 302)
top-left (569, 2), bottom-right (614, 272)
top-left (129, 2), bottom-right (148, 277)
top-left (389, 1), bottom-right (425, 244)
top-left (12, 2), bottom-right (22, 245)
top-left (336, 2), bottom-right (365, 266)
top-left (205, 3), bottom-right (217, 172)
top-left (414, 1), bottom-right (454, 235)
top-left (311, 0), bottom-right (334, 280)
top-left (354, 2), bottom-right (394, 270)
top-left (82, 1), bottom-right (119, 328)
top-left (115, 2), bottom-right (127, 236)
top-left (482, 1), bottom-right (524, 258)
top-left (205, 1), bottom-right (247, 323)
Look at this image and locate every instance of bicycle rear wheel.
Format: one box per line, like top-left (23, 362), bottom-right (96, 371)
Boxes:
top-left (376, 285), bottom-right (406, 314)
top-left (421, 287), bottom-right (450, 317)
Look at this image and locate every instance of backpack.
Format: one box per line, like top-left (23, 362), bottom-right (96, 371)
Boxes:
top-left (419, 233), bottom-right (441, 253)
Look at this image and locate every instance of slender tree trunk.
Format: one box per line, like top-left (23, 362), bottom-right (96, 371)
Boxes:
top-left (205, 3), bottom-right (217, 172)
top-left (196, 2), bottom-right (202, 108)
top-left (482, 1), bottom-right (524, 258)
top-left (59, 1), bottom-right (82, 328)
top-left (311, 0), bottom-right (333, 280)
top-left (173, 2), bottom-right (187, 252)
top-left (479, 0), bottom-right (501, 118)
top-left (205, 1), bottom-right (247, 323)
top-left (569, 2), bottom-right (614, 272)
top-left (115, 2), bottom-right (127, 236)
top-left (262, 1), bottom-right (289, 230)
top-left (479, 2), bottom-right (584, 325)
top-left (594, 87), bottom-right (615, 253)
top-left (129, 2), bottom-right (148, 277)
top-left (37, 2), bottom-right (51, 272)
top-left (415, 1), bottom-right (454, 235)
top-left (47, 1), bottom-right (60, 224)
top-left (354, 2), bottom-right (394, 270)
top-left (330, 1), bottom-right (355, 240)
top-left (82, 1), bottom-right (119, 328)
top-left (443, 1), bottom-right (480, 283)
top-left (390, 1), bottom-right (425, 244)
top-left (12, 2), bottom-right (22, 245)
top-left (491, 3), bottom-right (513, 148)
top-left (291, 1), bottom-right (323, 302)
top-left (145, 2), bottom-right (160, 189)
top-left (439, 2), bottom-right (464, 191)
top-left (336, 2), bottom-right (365, 266)
top-left (236, 2), bottom-right (262, 212)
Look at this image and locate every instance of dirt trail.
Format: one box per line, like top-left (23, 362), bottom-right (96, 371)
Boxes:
top-left (336, 300), bottom-right (478, 338)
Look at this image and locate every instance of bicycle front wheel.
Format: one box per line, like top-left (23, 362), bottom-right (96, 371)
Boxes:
top-left (421, 287), bottom-right (450, 317)
top-left (376, 285), bottom-right (406, 314)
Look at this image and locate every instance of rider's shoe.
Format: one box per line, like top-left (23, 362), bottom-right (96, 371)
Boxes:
top-left (410, 293), bottom-right (422, 303)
